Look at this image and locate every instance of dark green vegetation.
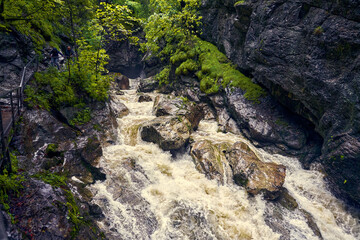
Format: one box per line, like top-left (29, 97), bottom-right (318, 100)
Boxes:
top-left (0, 153), bottom-right (24, 220)
top-left (0, 0), bottom-right (142, 116)
top-left (142, 0), bottom-right (266, 102)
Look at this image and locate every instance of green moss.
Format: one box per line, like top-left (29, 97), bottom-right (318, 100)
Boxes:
top-left (195, 39), bottom-right (266, 102)
top-left (32, 171), bottom-right (67, 188)
top-left (10, 152), bottom-right (19, 173)
top-left (313, 26), bottom-right (323, 35)
top-left (155, 66), bottom-right (171, 86)
top-left (170, 51), bottom-right (188, 64)
top-left (234, 0), bottom-right (245, 7)
top-left (70, 108), bottom-right (92, 126)
top-left (46, 143), bottom-right (59, 155)
top-left (63, 189), bottom-right (86, 238)
top-left (0, 170), bottom-right (24, 213)
top-left (93, 124), bottom-right (103, 132)
top-left (175, 59), bottom-right (199, 75)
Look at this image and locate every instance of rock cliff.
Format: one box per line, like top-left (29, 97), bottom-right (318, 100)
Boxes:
top-left (200, 0), bottom-right (360, 205)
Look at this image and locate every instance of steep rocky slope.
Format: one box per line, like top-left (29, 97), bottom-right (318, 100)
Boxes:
top-left (200, 0), bottom-right (360, 205)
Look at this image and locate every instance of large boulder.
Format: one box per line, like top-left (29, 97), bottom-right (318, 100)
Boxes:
top-left (138, 77), bottom-right (158, 93)
top-left (153, 95), bottom-right (204, 130)
top-left (190, 140), bottom-right (286, 199)
top-left (190, 140), bottom-right (233, 185)
top-left (226, 142), bottom-right (286, 199)
top-left (114, 73), bottom-right (130, 90)
top-left (110, 95), bottom-right (129, 118)
top-left (140, 116), bottom-right (192, 151)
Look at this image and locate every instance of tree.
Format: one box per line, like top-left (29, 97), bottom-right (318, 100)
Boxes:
top-left (141, 0), bottom-right (202, 60)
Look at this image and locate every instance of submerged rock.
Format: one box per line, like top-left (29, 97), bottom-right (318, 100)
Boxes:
top-left (140, 116), bottom-right (192, 151)
top-left (138, 94), bottom-right (152, 102)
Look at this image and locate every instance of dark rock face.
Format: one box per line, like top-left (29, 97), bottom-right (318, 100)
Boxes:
top-left (137, 77), bottom-right (158, 93)
top-left (106, 40), bottom-right (143, 78)
top-left (0, 31), bottom-right (35, 95)
top-left (201, 0), bottom-right (360, 205)
top-left (10, 177), bottom-right (71, 239)
top-left (7, 96), bottom-right (119, 238)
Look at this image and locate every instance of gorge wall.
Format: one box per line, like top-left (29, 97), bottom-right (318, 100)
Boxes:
top-left (200, 0), bottom-right (360, 205)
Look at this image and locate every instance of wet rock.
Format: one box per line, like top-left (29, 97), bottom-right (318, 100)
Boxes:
top-left (300, 209), bottom-right (323, 239)
top-left (0, 31), bottom-right (35, 95)
top-left (138, 94), bottom-right (152, 102)
top-left (226, 142), bottom-right (286, 199)
top-left (200, 103), bottom-right (216, 121)
top-left (200, 0), bottom-right (360, 205)
top-left (140, 116), bottom-right (191, 151)
top-left (226, 88), bottom-right (307, 151)
top-left (190, 140), bottom-right (233, 185)
top-left (277, 189), bottom-right (298, 211)
top-left (217, 108), bottom-right (241, 135)
top-left (89, 204), bottom-right (105, 220)
top-left (10, 177), bottom-right (71, 239)
top-left (153, 95), bottom-right (204, 130)
top-left (190, 139), bottom-right (285, 198)
top-left (208, 95), bottom-right (241, 134)
top-left (9, 96), bottom-right (118, 238)
top-left (80, 137), bottom-right (102, 166)
top-left (153, 95), bottom-right (185, 117)
top-left (106, 39), bottom-right (143, 79)
top-left (110, 95), bottom-right (129, 118)
top-left (114, 73), bottom-right (130, 90)
top-left (138, 77), bottom-right (158, 93)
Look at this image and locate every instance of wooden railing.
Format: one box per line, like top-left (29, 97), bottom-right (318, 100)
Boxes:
top-left (0, 56), bottom-right (38, 172)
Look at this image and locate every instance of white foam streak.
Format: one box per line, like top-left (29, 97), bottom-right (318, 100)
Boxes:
top-left (89, 85), bottom-right (360, 240)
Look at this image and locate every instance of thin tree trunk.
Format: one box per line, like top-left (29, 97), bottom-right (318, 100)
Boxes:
top-left (95, 31), bottom-right (103, 81)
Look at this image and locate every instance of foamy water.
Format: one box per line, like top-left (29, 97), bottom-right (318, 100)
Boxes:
top-left (88, 84), bottom-right (360, 240)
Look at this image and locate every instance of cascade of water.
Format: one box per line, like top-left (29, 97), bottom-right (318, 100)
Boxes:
top-left (88, 83), bottom-right (360, 240)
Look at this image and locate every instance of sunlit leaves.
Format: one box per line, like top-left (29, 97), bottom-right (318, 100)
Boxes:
top-left (142, 0), bottom-right (202, 58)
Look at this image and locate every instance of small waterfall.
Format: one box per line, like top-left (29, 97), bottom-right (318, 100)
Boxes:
top-left (88, 83), bottom-right (360, 240)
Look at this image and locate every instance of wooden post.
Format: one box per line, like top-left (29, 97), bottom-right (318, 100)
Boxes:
top-left (0, 109), bottom-right (6, 168)
top-left (17, 88), bottom-right (21, 116)
top-left (10, 91), bottom-right (15, 128)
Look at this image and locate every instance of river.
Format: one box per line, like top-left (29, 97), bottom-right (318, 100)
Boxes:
top-left (88, 82), bottom-right (360, 240)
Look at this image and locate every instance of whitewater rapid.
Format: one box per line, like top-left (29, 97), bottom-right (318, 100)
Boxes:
top-left (88, 84), bottom-right (360, 240)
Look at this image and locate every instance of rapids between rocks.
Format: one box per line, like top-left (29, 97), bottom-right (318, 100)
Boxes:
top-left (88, 80), bottom-right (360, 240)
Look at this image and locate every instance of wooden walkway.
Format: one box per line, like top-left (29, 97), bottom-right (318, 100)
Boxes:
top-left (0, 57), bottom-right (38, 172)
